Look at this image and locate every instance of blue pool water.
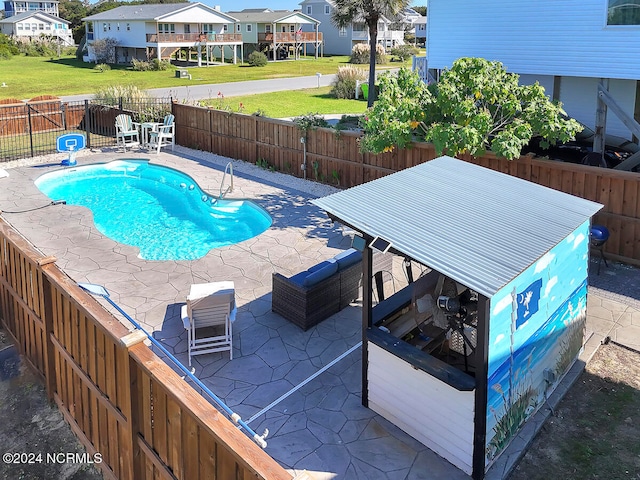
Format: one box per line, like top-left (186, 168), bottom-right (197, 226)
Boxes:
top-left (35, 160), bottom-right (271, 261)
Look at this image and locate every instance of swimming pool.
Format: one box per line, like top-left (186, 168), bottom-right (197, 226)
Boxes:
top-left (35, 160), bottom-right (272, 261)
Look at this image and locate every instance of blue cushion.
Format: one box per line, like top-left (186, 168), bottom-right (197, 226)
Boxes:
top-left (288, 270), bottom-right (310, 286)
top-left (334, 249), bottom-right (362, 270)
top-left (308, 258), bottom-right (337, 273)
top-left (303, 261), bottom-right (339, 287)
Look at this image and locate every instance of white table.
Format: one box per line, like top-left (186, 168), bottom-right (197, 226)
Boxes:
top-left (140, 122), bottom-right (162, 148)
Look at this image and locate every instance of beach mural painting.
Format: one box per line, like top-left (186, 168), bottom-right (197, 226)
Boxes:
top-left (485, 219), bottom-right (590, 465)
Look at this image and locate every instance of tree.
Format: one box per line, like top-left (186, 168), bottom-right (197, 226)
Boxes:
top-left (92, 37), bottom-right (118, 63)
top-left (59, 0), bottom-right (88, 44)
top-left (412, 5), bottom-right (426, 16)
top-left (360, 58), bottom-right (583, 160)
top-left (331, 0), bottom-right (411, 107)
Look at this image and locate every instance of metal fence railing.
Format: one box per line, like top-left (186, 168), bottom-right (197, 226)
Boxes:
top-left (0, 97), bottom-right (173, 163)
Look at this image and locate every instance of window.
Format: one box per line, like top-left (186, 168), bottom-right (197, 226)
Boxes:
top-left (236, 24), bottom-right (241, 32)
top-left (265, 24), bottom-right (271, 33)
top-left (353, 22), bottom-right (365, 31)
top-left (45, 23), bottom-right (50, 30)
top-left (223, 24), bottom-right (228, 32)
top-left (103, 22), bottom-right (107, 32)
top-left (158, 23), bottom-right (175, 34)
top-left (339, 26), bottom-right (347, 37)
top-left (116, 22), bottom-right (120, 31)
top-left (38, 23), bottom-right (43, 30)
top-left (126, 23), bottom-right (130, 31)
top-left (306, 5), bottom-right (312, 14)
top-left (324, 5), bottom-right (330, 14)
top-left (290, 25), bottom-right (295, 32)
top-left (246, 24), bottom-right (252, 32)
top-left (17, 23), bottom-right (23, 30)
top-left (185, 24), bottom-right (191, 33)
top-left (203, 24), bottom-right (213, 33)
top-left (608, 0), bottom-right (640, 25)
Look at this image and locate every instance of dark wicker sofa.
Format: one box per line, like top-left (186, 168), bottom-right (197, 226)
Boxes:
top-left (272, 249), bottom-right (363, 330)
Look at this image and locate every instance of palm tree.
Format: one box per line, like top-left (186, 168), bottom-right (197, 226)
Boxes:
top-left (331, 0), bottom-right (411, 107)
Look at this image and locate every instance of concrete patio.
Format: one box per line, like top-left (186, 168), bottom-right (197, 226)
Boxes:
top-left (0, 147), bottom-right (470, 480)
top-left (1, 146), bottom-right (637, 480)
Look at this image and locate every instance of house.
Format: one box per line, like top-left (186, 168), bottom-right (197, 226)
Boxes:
top-left (82, 3), bottom-right (242, 66)
top-left (313, 156), bottom-right (602, 478)
top-left (425, 0), bottom-right (640, 139)
top-left (0, 11), bottom-right (73, 45)
top-left (3, 0), bottom-right (58, 18)
top-left (299, 0), bottom-right (405, 55)
top-left (414, 16), bottom-right (426, 46)
top-left (227, 8), bottom-right (322, 60)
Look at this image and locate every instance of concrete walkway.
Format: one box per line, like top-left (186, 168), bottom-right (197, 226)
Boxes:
top-left (1, 147), bottom-right (638, 480)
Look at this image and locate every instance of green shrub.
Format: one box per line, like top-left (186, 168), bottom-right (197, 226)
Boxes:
top-left (349, 43), bottom-right (387, 64)
top-left (20, 42), bottom-right (56, 57)
top-left (94, 63), bottom-right (111, 72)
top-left (248, 51), bottom-right (268, 67)
top-left (151, 58), bottom-right (171, 71)
top-left (0, 45), bottom-right (12, 60)
top-left (389, 45), bottom-right (419, 62)
top-left (331, 65), bottom-right (368, 99)
top-left (131, 58), bottom-right (151, 71)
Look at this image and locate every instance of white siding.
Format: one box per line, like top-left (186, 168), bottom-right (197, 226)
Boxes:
top-left (427, 0), bottom-right (640, 80)
top-left (160, 6), bottom-right (232, 24)
top-left (367, 343), bottom-right (475, 475)
top-left (560, 77), bottom-right (636, 138)
top-left (92, 20), bottom-right (147, 47)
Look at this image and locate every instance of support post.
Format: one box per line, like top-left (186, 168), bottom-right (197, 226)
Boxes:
top-left (361, 243), bottom-right (373, 407)
top-left (594, 78), bottom-right (608, 165)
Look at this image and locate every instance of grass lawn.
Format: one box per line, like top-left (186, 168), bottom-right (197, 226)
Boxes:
top-left (205, 86), bottom-right (369, 118)
top-left (0, 54), bottom-right (410, 101)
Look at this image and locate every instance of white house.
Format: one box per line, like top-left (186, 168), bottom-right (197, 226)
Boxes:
top-left (425, 0), bottom-right (640, 139)
top-left (299, 0), bottom-right (406, 55)
top-left (227, 8), bottom-right (322, 60)
top-left (0, 11), bottom-right (72, 45)
top-left (82, 3), bottom-right (242, 66)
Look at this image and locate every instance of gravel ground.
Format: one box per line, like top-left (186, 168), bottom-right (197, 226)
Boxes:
top-left (588, 258), bottom-right (640, 310)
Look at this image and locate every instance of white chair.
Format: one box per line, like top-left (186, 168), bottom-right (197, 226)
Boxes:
top-left (181, 281), bottom-right (236, 366)
top-left (115, 114), bottom-right (140, 151)
top-left (148, 113), bottom-right (175, 153)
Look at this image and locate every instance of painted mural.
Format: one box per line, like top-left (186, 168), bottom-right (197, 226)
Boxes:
top-left (485, 220), bottom-right (590, 465)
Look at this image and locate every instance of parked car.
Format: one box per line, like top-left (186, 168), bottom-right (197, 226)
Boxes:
top-left (523, 121), bottom-right (640, 171)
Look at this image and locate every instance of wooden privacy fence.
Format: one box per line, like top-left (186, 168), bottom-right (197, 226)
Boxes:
top-left (174, 104), bottom-right (640, 264)
top-left (0, 217), bottom-right (292, 480)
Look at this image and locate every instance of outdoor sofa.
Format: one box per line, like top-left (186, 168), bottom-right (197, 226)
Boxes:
top-left (272, 249), bottom-right (363, 330)
top-left (272, 249), bottom-right (395, 330)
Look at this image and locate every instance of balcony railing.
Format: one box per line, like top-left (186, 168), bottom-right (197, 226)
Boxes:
top-left (257, 32), bottom-right (323, 43)
top-left (146, 33), bottom-right (243, 43)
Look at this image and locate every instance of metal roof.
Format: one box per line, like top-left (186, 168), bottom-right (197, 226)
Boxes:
top-left (0, 11), bottom-right (68, 24)
top-left (83, 3), bottom-right (237, 23)
top-left (312, 156), bottom-right (603, 298)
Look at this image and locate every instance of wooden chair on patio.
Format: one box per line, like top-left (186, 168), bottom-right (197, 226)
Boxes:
top-left (148, 114), bottom-right (175, 153)
top-left (181, 281), bottom-right (236, 366)
top-left (115, 114), bottom-right (140, 151)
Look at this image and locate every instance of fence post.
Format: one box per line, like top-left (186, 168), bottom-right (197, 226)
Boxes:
top-left (40, 264), bottom-right (58, 403)
top-left (84, 100), bottom-right (92, 149)
top-left (27, 103), bottom-right (34, 158)
top-left (120, 331), bottom-right (147, 480)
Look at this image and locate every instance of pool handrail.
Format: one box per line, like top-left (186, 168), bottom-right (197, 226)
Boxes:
top-left (220, 161), bottom-right (234, 199)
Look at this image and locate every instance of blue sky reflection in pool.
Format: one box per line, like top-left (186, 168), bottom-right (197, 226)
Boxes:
top-left (35, 160), bottom-right (271, 261)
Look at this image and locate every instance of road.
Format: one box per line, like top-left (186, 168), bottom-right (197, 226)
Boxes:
top-left (59, 73), bottom-right (338, 102)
